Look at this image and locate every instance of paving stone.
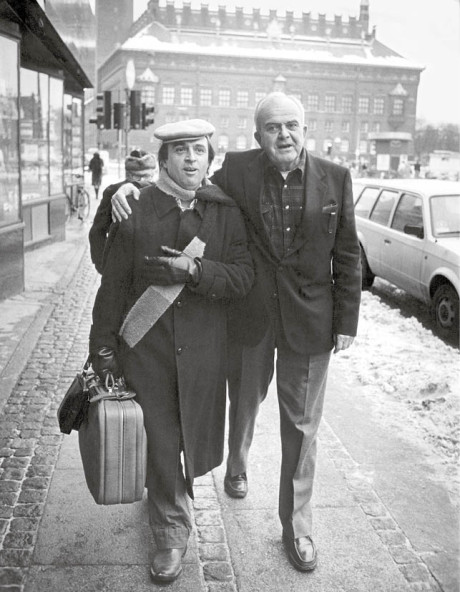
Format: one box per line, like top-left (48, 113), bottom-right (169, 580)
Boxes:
top-left (0, 567), bottom-right (24, 585)
top-left (198, 526), bottom-right (226, 543)
top-left (13, 504), bottom-right (43, 518)
top-left (0, 481), bottom-right (21, 493)
top-left (18, 490), bottom-right (47, 504)
top-left (399, 563), bottom-right (432, 582)
top-left (388, 545), bottom-right (420, 564)
top-left (195, 510), bottom-right (222, 526)
top-left (0, 549), bottom-right (32, 567)
top-left (9, 518), bottom-right (40, 532)
top-left (199, 544), bottom-right (229, 562)
top-left (3, 531), bottom-right (35, 549)
top-left (376, 529), bottom-right (408, 546)
top-left (369, 516), bottom-right (398, 530)
top-left (206, 582), bottom-right (238, 592)
top-left (202, 562), bottom-right (233, 582)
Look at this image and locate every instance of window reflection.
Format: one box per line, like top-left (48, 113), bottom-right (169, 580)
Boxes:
top-left (0, 36), bottom-right (19, 225)
top-left (49, 77), bottom-right (63, 194)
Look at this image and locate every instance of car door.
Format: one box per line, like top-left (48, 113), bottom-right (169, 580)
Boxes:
top-left (382, 192), bottom-right (425, 298)
top-left (354, 186), bottom-right (382, 274)
top-left (367, 189), bottom-right (399, 278)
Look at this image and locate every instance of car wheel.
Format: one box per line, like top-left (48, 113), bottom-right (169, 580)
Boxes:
top-left (360, 246), bottom-right (375, 289)
top-left (433, 284), bottom-right (459, 343)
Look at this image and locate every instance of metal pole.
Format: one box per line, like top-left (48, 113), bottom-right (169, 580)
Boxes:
top-left (125, 88), bottom-right (130, 159)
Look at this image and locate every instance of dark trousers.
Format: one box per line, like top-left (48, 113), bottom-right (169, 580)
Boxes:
top-left (227, 321), bottom-right (331, 538)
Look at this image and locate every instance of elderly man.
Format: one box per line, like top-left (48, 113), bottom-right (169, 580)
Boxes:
top-left (111, 93), bottom-right (361, 573)
top-left (89, 150), bottom-right (157, 274)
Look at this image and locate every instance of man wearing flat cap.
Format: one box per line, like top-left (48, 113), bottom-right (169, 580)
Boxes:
top-left (89, 149), bottom-right (157, 274)
top-left (89, 119), bottom-right (254, 584)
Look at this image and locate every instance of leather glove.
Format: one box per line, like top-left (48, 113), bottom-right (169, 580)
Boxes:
top-left (143, 246), bottom-right (200, 286)
top-left (91, 347), bottom-right (120, 382)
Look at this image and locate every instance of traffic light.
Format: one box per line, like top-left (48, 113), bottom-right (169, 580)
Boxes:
top-left (113, 103), bottom-right (124, 130)
top-left (103, 91), bottom-right (112, 129)
top-left (142, 104), bottom-right (155, 129)
top-left (130, 90), bottom-right (142, 129)
top-left (89, 91), bottom-right (111, 130)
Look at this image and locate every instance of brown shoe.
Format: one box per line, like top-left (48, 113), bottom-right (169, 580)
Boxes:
top-left (150, 547), bottom-right (187, 583)
top-left (283, 534), bottom-right (317, 571)
top-left (224, 473), bottom-right (248, 498)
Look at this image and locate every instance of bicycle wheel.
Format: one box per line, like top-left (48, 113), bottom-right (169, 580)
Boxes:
top-left (77, 188), bottom-right (91, 220)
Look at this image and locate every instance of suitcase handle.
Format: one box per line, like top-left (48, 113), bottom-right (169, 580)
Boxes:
top-left (87, 373), bottom-right (137, 403)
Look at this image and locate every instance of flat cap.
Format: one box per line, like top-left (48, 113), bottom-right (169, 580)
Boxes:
top-left (154, 119), bottom-right (215, 143)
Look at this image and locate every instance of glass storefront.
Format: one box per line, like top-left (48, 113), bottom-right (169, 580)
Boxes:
top-left (0, 35), bottom-right (19, 227)
top-left (63, 93), bottom-right (83, 188)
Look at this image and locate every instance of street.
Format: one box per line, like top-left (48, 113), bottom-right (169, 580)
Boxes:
top-left (0, 182), bottom-right (458, 591)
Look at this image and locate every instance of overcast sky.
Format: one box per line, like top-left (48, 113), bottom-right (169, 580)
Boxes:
top-left (132, 0), bottom-right (460, 125)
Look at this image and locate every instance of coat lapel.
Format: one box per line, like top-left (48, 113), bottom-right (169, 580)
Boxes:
top-left (285, 153), bottom-right (328, 257)
top-left (242, 153), bottom-right (272, 242)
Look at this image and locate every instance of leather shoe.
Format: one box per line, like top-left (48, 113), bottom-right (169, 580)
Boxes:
top-left (283, 533), bottom-right (317, 571)
top-left (150, 547), bottom-right (187, 583)
top-left (224, 473), bottom-right (248, 498)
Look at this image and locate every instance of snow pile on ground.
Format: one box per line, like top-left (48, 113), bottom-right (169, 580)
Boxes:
top-left (333, 287), bottom-right (459, 466)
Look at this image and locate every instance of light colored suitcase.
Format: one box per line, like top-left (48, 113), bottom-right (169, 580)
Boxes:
top-left (78, 384), bottom-right (147, 505)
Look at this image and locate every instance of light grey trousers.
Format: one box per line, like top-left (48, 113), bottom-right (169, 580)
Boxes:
top-left (227, 325), bottom-right (331, 538)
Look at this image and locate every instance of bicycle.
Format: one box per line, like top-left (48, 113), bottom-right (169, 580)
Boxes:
top-left (65, 173), bottom-right (91, 222)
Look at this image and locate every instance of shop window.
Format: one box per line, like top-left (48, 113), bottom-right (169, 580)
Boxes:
top-left (217, 134), bottom-right (229, 152)
top-left (49, 77), bottom-right (63, 195)
top-left (236, 135), bottom-right (247, 150)
top-left (0, 35), bottom-right (20, 226)
top-left (340, 139), bottom-right (349, 153)
top-left (20, 69), bottom-right (49, 202)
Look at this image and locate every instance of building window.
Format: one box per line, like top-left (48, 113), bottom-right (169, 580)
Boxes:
top-left (373, 97), bottom-right (385, 115)
top-left (236, 135), bottom-right (247, 150)
top-left (372, 121), bottom-right (381, 132)
top-left (236, 90), bottom-right (249, 108)
top-left (341, 120), bottom-right (350, 133)
top-left (359, 139), bottom-right (368, 154)
top-left (358, 96), bottom-right (370, 114)
top-left (180, 86), bottom-right (193, 106)
top-left (142, 88), bottom-right (155, 106)
top-left (49, 77), bottom-right (64, 195)
top-left (340, 139), bottom-right (349, 153)
top-left (306, 138), bottom-right (316, 152)
top-left (325, 94), bottom-right (336, 112)
top-left (291, 91), bottom-right (302, 103)
top-left (342, 95), bottom-right (353, 113)
top-left (308, 119), bottom-right (317, 131)
top-left (255, 91), bottom-right (266, 104)
top-left (162, 86), bottom-right (175, 105)
top-left (237, 116), bottom-right (247, 129)
top-left (165, 113), bottom-right (176, 123)
top-left (220, 116), bottom-right (229, 129)
top-left (0, 35), bottom-right (19, 225)
top-left (306, 93), bottom-right (319, 111)
top-left (325, 120), bottom-right (334, 133)
top-left (200, 88), bottom-right (212, 106)
top-left (218, 134), bottom-right (229, 151)
top-left (218, 88), bottom-right (231, 107)
top-left (392, 97), bottom-right (404, 116)
top-left (360, 121), bottom-right (369, 134)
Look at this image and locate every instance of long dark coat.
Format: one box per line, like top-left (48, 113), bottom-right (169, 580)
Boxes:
top-left (89, 184), bottom-right (254, 482)
top-left (212, 149), bottom-right (361, 354)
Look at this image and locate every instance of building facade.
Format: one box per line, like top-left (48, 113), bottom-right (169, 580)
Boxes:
top-left (97, 0), bottom-right (423, 172)
top-left (0, 0), bottom-right (93, 299)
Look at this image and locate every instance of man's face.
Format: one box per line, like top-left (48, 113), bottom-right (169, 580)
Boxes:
top-left (165, 139), bottom-right (209, 190)
top-left (254, 96), bottom-right (307, 172)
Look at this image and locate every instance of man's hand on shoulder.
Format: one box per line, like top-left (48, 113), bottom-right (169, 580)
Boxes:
top-left (111, 183), bottom-right (140, 222)
top-left (333, 334), bottom-right (354, 353)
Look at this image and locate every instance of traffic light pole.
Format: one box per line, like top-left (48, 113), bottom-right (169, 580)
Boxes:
top-left (124, 88), bottom-right (130, 159)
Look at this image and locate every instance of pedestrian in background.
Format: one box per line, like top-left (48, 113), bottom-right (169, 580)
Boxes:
top-left (111, 93), bottom-right (361, 574)
top-left (88, 151), bottom-right (104, 200)
top-left (89, 150), bottom-right (157, 274)
top-left (89, 119), bottom-right (254, 584)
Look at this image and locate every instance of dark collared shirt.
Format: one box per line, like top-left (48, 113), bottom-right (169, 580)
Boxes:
top-left (261, 150), bottom-right (306, 258)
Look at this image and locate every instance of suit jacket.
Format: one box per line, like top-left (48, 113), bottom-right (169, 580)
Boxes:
top-left (211, 149), bottom-right (361, 354)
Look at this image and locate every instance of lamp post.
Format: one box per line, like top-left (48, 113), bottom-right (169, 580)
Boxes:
top-left (125, 59), bottom-right (136, 159)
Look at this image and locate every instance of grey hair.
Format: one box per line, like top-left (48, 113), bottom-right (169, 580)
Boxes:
top-left (254, 92), bottom-right (305, 132)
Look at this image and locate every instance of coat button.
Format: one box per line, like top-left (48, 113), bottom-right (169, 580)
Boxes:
top-left (177, 347), bottom-right (183, 355)
top-left (176, 300), bottom-right (183, 308)
top-left (272, 292), bottom-right (278, 299)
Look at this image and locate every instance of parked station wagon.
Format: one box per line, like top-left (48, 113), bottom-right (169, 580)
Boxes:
top-left (352, 179), bottom-right (460, 342)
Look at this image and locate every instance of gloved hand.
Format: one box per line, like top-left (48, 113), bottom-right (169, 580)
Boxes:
top-left (91, 347), bottom-right (120, 382)
top-left (142, 246), bottom-right (200, 286)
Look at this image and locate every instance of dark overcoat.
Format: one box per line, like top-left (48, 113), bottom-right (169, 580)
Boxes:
top-left (89, 184), bottom-right (254, 482)
top-left (211, 149), bottom-right (361, 354)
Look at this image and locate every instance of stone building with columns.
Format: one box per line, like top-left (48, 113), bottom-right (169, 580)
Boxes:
top-left (97, 0), bottom-right (423, 171)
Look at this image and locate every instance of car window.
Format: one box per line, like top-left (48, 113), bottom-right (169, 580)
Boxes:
top-left (391, 193), bottom-right (423, 232)
top-left (355, 187), bottom-right (380, 218)
top-left (430, 194), bottom-right (460, 236)
top-left (369, 190), bottom-right (398, 226)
